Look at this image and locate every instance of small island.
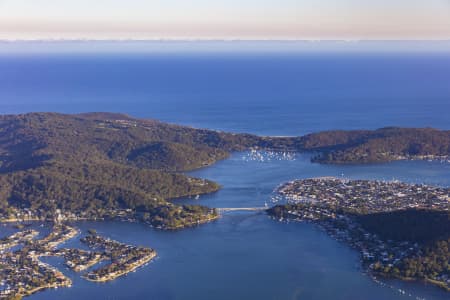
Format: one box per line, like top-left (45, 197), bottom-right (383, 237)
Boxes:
top-left (268, 177), bottom-right (449, 291)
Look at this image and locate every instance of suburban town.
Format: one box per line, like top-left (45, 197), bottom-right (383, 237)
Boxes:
top-left (269, 177), bottom-right (449, 291)
top-left (277, 177), bottom-right (449, 213)
top-left (81, 233), bottom-right (156, 282)
top-left (0, 224), bottom-right (156, 299)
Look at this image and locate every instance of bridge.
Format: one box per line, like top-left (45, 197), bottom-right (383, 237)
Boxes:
top-left (216, 207), bottom-right (268, 213)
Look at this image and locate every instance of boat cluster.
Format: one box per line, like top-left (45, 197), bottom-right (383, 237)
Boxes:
top-left (242, 149), bottom-right (297, 162)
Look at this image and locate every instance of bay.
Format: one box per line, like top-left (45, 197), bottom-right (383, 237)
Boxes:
top-left (0, 49), bottom-right (449, 299)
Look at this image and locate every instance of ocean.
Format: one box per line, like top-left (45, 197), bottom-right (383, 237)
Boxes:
top-left (1, 52), bottom-right (449, 135)
top-left (0, 50), bottom-right (449, 300)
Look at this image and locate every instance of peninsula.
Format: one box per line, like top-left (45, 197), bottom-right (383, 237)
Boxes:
top-left (268, 178), bottom-right (449, 290)
top-left (80, 233), bottom-right (156, 282)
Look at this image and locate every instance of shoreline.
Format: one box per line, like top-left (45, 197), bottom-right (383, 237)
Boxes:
top-left (16, 258), bottom-right (73, 298)
top-left (314, 154), bottom-right (450, 165)
top-left (372, 272), bottom-right (450, 293)
top-left (0, 212), bottom-right (220, 231)
top-left (83, 252), bottom-right (157, 283)
top-left (272, 215), bottom-right (449, 293)
top-left (19, 279), bottom-right (72, 298)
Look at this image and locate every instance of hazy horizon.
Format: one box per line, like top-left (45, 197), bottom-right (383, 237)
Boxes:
top-left (1, 0), bottom-right (449, 40)
top-left (1, 40), bottom-right (450, 54)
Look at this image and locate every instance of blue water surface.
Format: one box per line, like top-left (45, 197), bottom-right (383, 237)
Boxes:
top-left (0, 50), bottom-right (449, 300)
top-left (0, 52), bottom-right (449, 135)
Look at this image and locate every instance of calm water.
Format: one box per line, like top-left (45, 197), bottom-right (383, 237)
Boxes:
top-left (0, 53), bottom-right (450, 135)
top-left (0, 51), bottom-right (449, 299)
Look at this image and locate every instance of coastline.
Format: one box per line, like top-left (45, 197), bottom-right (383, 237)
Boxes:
top-left (273, 215), bottom-right (450, 293)
top-left (269, 178), bottom-right (449, 292)
top-left (0, 209), bottom-right (220, 231)
top-left (372, 272), bottom-right (450, 293)
top-left (83, 252), bottom-right (157, 283)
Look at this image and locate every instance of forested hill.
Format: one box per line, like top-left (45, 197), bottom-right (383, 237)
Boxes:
top-left (0, 112), bottom-right (448, 228)
top-left (302, 127), bottom-right (450, 164)
top-left (0, 112), bottom-right (243, 173)
top-left (0, 112), bottom-right (253, 228)
top-left (0, 112), bottom-right (301, 228)
top-left (1, 113), bottom-right (448, 172)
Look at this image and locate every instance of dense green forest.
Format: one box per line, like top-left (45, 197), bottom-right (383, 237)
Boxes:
top-left (0, 112), bottom-right (449, 228)
top-left (393, 238), bottom-right (449, 286)
top-left (357, 209), bottom-right (449, 243)
top-left (304, 127), bottom-right (450, 163)
top-left (0, 112), bottom-right (240, 228)
top-left (357, 209), bottom-right (449, 284)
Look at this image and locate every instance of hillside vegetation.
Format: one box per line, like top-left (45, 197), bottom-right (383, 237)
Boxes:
top-left (303, 127), bottom-right (450, 163)
top-left (357, 209), bottom-right (449, 243)
top-left (357, 209), bottom-right (449, 285)
top-left (0, 112), bottom-right (448, 228)
top-left (0, 112), bottom-right (243, 228)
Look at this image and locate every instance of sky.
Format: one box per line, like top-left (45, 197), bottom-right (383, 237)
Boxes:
top-left (0, 0), bottom-right (449, 40)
